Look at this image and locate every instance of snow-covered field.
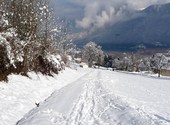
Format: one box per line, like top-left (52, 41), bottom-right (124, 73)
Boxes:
top-left (1, 68), bottom-right (170, 125)
top-left (0, 68), bottom-right (90, 125)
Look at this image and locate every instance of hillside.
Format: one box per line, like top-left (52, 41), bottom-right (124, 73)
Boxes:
top-left (76, 3), bottom-right (170, 51)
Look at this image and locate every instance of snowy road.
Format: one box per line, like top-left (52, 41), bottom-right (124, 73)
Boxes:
top-left (16, 69), bottom-right (170, 125)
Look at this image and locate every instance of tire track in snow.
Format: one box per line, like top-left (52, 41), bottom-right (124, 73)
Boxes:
top-left (66, 72), bottom-right (104, 125)
top-left (66, 70), bottom-right (157, 125)
top-left (17, 69), bottom-right (160, 125)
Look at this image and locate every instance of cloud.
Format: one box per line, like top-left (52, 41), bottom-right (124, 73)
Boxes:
top-left (67, 0), bottom-right (170, 30)
top-left (51, 0), bottom-right (170, 31)
top-left (75, 1), bottom-right (132, 30)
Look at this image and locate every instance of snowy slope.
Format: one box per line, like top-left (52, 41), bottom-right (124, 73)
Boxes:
top-left (16, 69), bottom-right (170, 125)
top-left (0, 68), bottom-right (90, 125)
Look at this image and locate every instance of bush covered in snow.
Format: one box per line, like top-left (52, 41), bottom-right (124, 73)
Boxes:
top-left (0, 1), bottom-right (71, 81)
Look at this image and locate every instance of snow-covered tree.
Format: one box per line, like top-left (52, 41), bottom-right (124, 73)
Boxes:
top-left (83, 41), bottom-right (104, 67)
top-left (0, 10), bottom-right (23, 80)
top-left (0, 0), bottom-right (68, 80)
top-left (138, 57), bottom-right (151, 71)
top-left (96, 46), bottom-right (104, 67)
top-left (54, 19), bottom-right (74, 60)
top-left (150, 53), bottom-right (168, 77)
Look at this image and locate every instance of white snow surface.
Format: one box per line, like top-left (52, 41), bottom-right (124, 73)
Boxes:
top-left (14, 68), bottom-right (170, 125)
top-left (0, 67), bottom-right (170, 125)
top-left (0, 68), bottom-right (89, 125)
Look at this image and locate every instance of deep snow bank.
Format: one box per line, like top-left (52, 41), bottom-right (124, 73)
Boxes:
top-left (0, 68), bottom-right (90, 125)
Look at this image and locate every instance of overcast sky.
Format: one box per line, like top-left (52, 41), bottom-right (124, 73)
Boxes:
top-left (51, 0), bottom-right (170, 30)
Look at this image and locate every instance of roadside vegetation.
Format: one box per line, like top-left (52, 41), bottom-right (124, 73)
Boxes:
top-left (0, 0), bottom-right (72, 81)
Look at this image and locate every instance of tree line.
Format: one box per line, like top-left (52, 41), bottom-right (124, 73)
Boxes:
top-left (103, 51), bottom-right (170, 77)
top-left (0, 0), bottom-right (70, 81)
top-left (82, 42), bottom-right (170, 77)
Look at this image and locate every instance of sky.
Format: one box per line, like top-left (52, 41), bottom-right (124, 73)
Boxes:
top-left (51, 0), bottom-right (170, 30)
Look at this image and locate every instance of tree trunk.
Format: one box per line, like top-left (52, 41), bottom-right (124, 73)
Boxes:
top-left (158, 69), bottom-right (161, 77)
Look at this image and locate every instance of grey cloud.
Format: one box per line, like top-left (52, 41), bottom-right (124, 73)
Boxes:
top-left (51, 0), bottom-right (170, 30)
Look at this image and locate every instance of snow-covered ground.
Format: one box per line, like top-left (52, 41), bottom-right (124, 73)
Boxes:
top-left (12, 68), bottom-right (170, 125)
top-left (1, 67), bottom-right (170, 125)
top-left (0, 68), bottom-right (90, 125)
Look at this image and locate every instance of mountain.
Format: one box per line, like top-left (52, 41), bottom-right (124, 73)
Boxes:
top-left (76, 3), bottom-right (170, 51)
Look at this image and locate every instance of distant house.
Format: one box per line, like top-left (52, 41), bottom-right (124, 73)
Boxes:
top-left (151, 53), bottom-right (170, 77)
top-left (138, 53), bottom-right (170, 77)
top-left (80, 62), bottom-right (88, 68)
top-left (74, 58), bottom-right (82, 63)
top-left (161, 69), bottom-right (170, 76)
top-left (160, 57), bottom-right (170, 76)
